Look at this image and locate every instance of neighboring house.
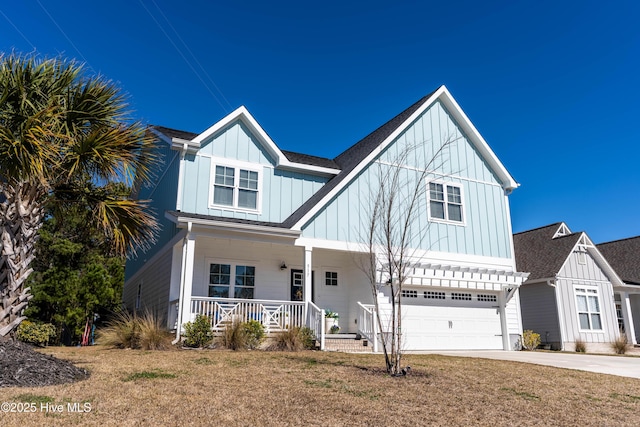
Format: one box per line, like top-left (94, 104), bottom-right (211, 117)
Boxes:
top-left (597, 236), bottom-right (640, 345)
top-left (123, 85), bottom-right (528, 351)
top-left (514, 223), bottom-right (628, 352)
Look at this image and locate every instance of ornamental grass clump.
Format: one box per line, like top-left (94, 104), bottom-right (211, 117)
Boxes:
top-left (270, 327), bottom-right (316, 351)
top-left (220, 320), bottom-right (247, 350)
top-left (522, 330), bottom-right (541, 351)
top-left (99, 310), bottom-right (171, 350)
top-left (612, 334), bottom-right (628, 355)
top-left (574, 338), bottom-right (587, 353)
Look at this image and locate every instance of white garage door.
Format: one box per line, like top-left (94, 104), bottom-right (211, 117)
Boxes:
top-left (401, 300), bottom-right (503, 350)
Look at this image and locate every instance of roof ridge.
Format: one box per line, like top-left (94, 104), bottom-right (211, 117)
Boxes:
top-left (513, 222), bottom-right (563, 235)
top-left (597, 235), bottom-right (640, 246)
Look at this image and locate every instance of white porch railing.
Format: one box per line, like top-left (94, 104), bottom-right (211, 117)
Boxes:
top-left (307, 301), bottom-right (325, 350)
top-left (357, 302), bottom-right (379, 352)
top-left (190, 297), bottom-right (306, 333)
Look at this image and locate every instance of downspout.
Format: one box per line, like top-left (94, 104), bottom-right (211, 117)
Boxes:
top-left (172, 222), bottom-right (192, 344)
top-left (550, 278), bottom-right (565, 351)
top-left (175, 143), bottom-right (188, 211)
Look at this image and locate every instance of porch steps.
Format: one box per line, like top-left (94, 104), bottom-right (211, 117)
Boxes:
top-left (324, 334), bottom-right (375, 353)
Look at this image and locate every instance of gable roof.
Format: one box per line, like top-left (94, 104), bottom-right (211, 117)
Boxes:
top-left (287, 85), bottom-right (519, 230)
top-left (154, 85), bottom-right (519, 232)
top-left (598, 236), bottom-right (640, 285)
top-left (151, 124), bottom-right (340, 171)
top-left (514, 223), bottom-right (582, 281)
top-left (514, 222), bottom-right (624, 286)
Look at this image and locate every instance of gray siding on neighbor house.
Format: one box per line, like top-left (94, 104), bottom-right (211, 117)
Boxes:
top-left (520, 282), bottom-right (561, 346)
top-left (122, 247), bottom-right (173, 321)
top-left (556, 251), bottom-right (619, 346)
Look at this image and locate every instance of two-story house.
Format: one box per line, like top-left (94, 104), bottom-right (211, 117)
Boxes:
top-left (123, 86), bottom-right (528, 351)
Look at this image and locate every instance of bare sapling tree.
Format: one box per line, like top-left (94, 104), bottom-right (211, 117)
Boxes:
top-left (356, 136), bottom-right (456, 375)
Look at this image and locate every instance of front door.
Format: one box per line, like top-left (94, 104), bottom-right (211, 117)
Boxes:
top-left (291, 269), bottom-right (314, 302)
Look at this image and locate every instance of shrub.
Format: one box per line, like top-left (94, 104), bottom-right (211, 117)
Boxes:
top-left (16, 321), bottom-right (56, 347)
top-left (612, 334), bottom-right (628, 355)
top-left (270, 327), bottom-right (316, 351)
top-left (183, 314), bottom-right (214, 348)
top-left (219, 320), bottom-right (247, 350)
top-left (522, 330), bottom-right (541, 351)
top-left (574, 338), bottom-right (587, 353)
top-left (98, 310), bottom-right (171, 350)
top-left (242, 320), bottom-right (265, 350)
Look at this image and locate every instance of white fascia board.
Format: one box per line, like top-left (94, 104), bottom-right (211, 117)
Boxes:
top-left (165, 211), bottom-right (301, 239)
top-left (190, 106), bottom-right (340, 176)
top-left (170, 138), bottom-right (200, 154)
top-left (292, 85), bottom-right (518, 230)
top-left (437, 86), bottom-right (519, 192)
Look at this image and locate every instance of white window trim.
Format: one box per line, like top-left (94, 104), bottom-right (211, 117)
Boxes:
top-left (574, 285), bottom-right (604, 332)
top-left (205, 258), bottom-right (257, 299)
top-left (208, 157), bottom-right (263, 214)
top-left (324, 270), bottom-right (339, 286)
top-left (427, 180), bottom-right (466, 226)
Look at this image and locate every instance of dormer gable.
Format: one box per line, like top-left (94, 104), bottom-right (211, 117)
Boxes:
top-left (553, 223), bottom-right (572, 238)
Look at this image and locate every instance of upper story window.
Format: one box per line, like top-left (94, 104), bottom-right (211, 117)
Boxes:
top-left (428, 182), bottom-right (464, 223)
top-left (210, 160), bottom-right (261, 212)
top-left (575, 287), bottom-right (602, 331)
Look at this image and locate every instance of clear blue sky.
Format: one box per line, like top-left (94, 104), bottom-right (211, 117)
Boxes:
top-left (2, 1), bottom-right (639, 243)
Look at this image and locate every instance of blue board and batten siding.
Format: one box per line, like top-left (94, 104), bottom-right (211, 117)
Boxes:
top-left (125, 141), bottom-right (181, 281)
top-left (180, 121), bottom-right (329, 222)
top-left (301, 101), bottom-right (512, 260)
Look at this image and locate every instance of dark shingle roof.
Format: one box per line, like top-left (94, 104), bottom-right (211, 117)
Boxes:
top-left (151, 125), bottom-right (198, 141)
top-left (281, 151), bottom-right (340, 170)
top-left (597, 237), bottom-right (640, 285)
top-left (513, 223), bottom-right (582, 281)
top-left (281, 91), bottom-right (437, 228)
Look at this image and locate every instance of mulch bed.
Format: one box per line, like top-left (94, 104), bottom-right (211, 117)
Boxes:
top-left (0, 340), bottom-right (89, 388)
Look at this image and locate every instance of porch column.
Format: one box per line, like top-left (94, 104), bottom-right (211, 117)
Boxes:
top-left (620, 292), bottom-right (637, 345)
top-left (303, 246), bottom-right (313, 316)
top-left (178, 224), bottom-right (196, 337)
top-left (498, 290), bottom-right (510, 351)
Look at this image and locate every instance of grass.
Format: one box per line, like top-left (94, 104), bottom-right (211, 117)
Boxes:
top-left (4, 346), bottom-right (640, 426)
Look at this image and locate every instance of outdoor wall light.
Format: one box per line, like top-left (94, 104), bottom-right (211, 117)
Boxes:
top-left (280, 262), bottom-right (287, 270)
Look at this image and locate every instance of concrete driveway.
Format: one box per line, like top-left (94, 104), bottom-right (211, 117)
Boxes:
top-left (423, 350), bottom-right (640, 379)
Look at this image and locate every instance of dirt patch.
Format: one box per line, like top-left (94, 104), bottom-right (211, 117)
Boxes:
top-left (0, 340), bottom-right (89, 388)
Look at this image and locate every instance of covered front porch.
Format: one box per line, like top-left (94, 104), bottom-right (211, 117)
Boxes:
top-left (170, 296), bottom-right (327, 349)
top-left (614, 287), bottom-right (640, 346)
top-left (167, 215), bottom-right (372, 348)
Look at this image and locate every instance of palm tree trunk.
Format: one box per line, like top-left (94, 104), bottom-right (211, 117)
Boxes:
top-left (0, 182), bottom-right (44, 337)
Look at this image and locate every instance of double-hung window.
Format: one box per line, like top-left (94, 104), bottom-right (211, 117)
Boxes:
top-left (575, 287), bottom-right (602, 330)
top-left (208, 263), bottom-right (256, 299)
top-left (429, 182), bottom-right (464, 223)
top-left (212, 162), bottom-right (260, 211)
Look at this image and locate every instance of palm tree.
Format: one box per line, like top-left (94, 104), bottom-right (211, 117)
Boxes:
top-left (0, 54), bottom-right (158, 337)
